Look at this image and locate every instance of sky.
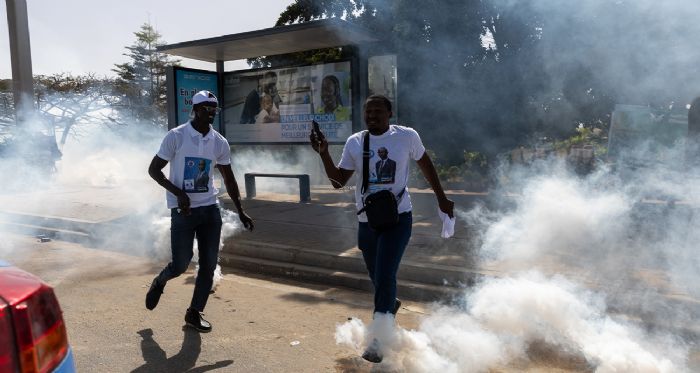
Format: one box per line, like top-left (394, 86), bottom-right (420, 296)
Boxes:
top-left (0, 0), bottom-right (294, 79)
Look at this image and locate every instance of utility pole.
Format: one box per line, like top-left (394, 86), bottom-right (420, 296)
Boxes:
top-left (5, 0), bottom-right (34, 121)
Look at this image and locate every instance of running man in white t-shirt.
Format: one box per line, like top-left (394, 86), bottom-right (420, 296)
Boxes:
top-left (310, 94), bottom-right (454, 363)
top-left (145, 90), bottom-right (254, 333)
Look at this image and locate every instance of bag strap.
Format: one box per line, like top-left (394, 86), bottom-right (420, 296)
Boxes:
top-left (361, 130), bottom-right (370, 195)
top-left (396, 187), bottom-right (406, 200)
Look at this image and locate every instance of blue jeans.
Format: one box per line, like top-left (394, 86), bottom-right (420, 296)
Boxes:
top-left (358, 212), bottom-right (412, 314)
top-left (156, 204), bottom-right (222, 312)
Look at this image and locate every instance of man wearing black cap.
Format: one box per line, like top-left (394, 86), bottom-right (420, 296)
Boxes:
top-left (146, 90), bottom-right (254, 332)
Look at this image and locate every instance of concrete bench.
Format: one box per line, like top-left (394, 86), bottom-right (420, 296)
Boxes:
top-left (244, 173), bottom-right (311, 202)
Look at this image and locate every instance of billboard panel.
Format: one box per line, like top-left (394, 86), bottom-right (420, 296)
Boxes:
top-left (173, 67), bottom-right (220, 131)
top-left (222, 61), bottom-right (352, 143)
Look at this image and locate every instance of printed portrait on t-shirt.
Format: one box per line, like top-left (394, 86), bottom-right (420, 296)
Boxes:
top-left (373, 147), bottom-right (396, 184)
top-left (183, 157), bottom-right (211, 193)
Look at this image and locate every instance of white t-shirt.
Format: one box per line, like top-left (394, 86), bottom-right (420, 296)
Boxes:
top-left (338, 125), bottom-right (426, 222)
top-left (156, 121), bottom-right (231, 209)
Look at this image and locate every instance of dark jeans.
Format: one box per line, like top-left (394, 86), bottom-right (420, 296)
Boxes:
top-left (358, 212), bottom-right (412, 314)
top-left (156, 204), bottom-right (222, 312)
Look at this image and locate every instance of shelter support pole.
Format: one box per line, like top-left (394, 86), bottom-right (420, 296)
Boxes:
top-left (216, 60), bottom-right (225, 136)
top-left (5, 0), bottom-right (34, 120)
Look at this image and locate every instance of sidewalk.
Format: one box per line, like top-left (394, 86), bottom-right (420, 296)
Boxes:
top-left (0, 182), bottom-right (162, 251)
top-left (1, 183), bottom-right (698, 337)
top-left (221, 187), bottom-right (700, 341)
top-left (0, 182), bottom-right (499, 301)
top-left (219, 187), bottom-right (497, 302)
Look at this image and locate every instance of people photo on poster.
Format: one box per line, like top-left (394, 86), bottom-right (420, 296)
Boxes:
top-left (222, 61), bottom-right (353, 143)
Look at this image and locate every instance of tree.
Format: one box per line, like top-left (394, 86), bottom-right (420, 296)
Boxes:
top-left (0, 73), bottom-right (101, 174)
top-left (262, 1), bottom-right (647, 162)
top-left (261, 0), bottom-right (503, 160)
top-left (112, 22), bottom-right (179, 127)
top-left (0, 80), bottom-right (13, 138)
top-left (35, 73), bottom-right (119, 145)
top-left (246, 1), bottom-right (363, 68)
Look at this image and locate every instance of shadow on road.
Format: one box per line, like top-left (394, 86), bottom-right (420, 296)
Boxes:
top-left (132, 328), bottom-right (233, 373)
top-left (335, 356), bottom-right (392, 373)
top-left (276, 290), bottom-right (374, 312)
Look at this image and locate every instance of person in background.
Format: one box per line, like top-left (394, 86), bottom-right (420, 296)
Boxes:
top-left (240, 71), bottom-right (281, 124)
top-left (255, 94), bottom-right (279, 124)
top-left (146, 90), bottom-right (254, 332)
top-left (310, 94), bottom-right (454, 363)
top-left (317, 75), bottom-right (350, 121)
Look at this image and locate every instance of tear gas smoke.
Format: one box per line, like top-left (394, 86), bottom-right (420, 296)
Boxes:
top-left (336, 147), bottom-right (697, 372)
top-left (338, 273), bottom-right (686, 372)
top-left (194, 208), bottom-right (243, 289)
top-left (0, 113), bottom-right (247, 290)
top-left (348, 0), bottom-right (700, 155)
top-left (325, 1), bottom-right (700, 369)
top-left (490, 0), bottom-right (700, 105)
top-left (229, 145), bottom-right (331, 194)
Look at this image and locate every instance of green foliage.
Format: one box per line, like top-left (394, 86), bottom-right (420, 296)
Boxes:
top-left (264, 1), bottom-right (625, 160)
top-left (246, 0), bottom-right (364, 68)
top-left (553, 126), bottom-right (608, 157)
top-left (458, 150), bottom-right (490, 190)
top-left (276, 0), bottom-right (366, 24)
top-left (463, 151), bottom-right (488, 175)
top-left (247, 47), bottom-right (347, 69)
top-left (0, 80), bottom-right (10, 92)
top-left (112, 22), bottom-right (179, 127)
top-left (409, 148), bottom-right (490, 190)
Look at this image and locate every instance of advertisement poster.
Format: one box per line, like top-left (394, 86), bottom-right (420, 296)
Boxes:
top-left (174, 68), bottom-right (219, 131)
top-left (222, 61), bottom-right (353, 143)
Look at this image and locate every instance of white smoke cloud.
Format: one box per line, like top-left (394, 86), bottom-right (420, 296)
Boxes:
top-left (194, 207), bottom-right (243, 289)
top-left (491, 0), bottom-right (700, 105)
top-left (337, 273), bottom-right (688, 372)
top-left (336, 149), bottom-right (696, 372)
top-left (229, 144), bottom-right (330, 193)
top-left (0, 110), bottom-right (251, 286)
top-left (480, 172), bottom-right (630, 263)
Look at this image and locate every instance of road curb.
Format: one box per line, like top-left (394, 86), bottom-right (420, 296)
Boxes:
top-left (219, 252), bottom-right (463, 303)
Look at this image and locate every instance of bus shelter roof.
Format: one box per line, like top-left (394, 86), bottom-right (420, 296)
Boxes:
top-left (158, 19), bottom-right (378, 63)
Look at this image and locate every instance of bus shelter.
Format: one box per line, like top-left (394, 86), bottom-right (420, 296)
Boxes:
top-left (158, 19), bottom-right (396, 145)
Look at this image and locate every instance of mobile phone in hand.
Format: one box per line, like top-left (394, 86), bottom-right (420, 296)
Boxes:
top-left (312, 120), bottom-right (321, 136)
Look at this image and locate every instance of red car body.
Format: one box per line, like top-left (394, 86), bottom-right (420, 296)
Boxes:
top-left (0, 260), bottom-right (75, 373)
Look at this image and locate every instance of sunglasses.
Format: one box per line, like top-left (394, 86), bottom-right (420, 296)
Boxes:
top-left (200, 106), bottom-right (221, 114)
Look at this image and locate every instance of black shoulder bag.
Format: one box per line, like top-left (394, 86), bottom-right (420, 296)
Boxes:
top-left (356, 131), bottom-right (405, 231)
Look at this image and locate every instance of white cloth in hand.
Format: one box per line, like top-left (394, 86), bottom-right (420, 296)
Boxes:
top-left (438, 207), bottom-right (455, 238)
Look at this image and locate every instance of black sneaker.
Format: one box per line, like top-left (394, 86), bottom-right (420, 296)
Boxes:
top-left (392, 298), bottom-right (402, 315)
top-left (145, 277), bottom-right (165, 310)
top-left (185, 308), bottom-right (212, 333)
top-left (362, 338), bottom-right (383, 363)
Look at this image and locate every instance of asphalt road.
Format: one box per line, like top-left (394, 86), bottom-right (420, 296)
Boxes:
top-left (6, 233), bottom-right (699, 373)
top-left (6, 233), bottom-right (430, 373)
